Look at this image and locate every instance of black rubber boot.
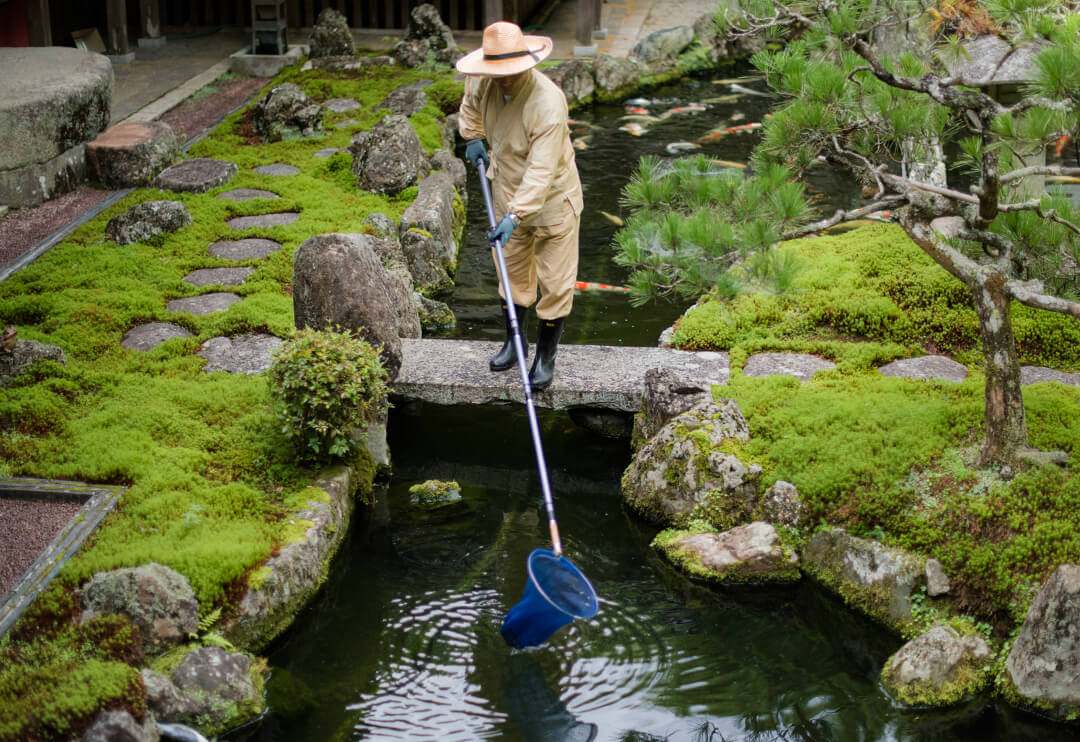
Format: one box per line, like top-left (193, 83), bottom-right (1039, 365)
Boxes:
top-left (528, 317), bottom-right (565, 391)
top-left (490, 303), bottom-right (530, 372)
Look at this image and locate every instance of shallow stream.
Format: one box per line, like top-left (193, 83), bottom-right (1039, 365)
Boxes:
top-left (239, 72), bottom-right (1078, 741)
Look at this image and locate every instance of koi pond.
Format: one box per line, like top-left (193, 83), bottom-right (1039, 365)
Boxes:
top-left (236, 72), bottom-right (1077, 741)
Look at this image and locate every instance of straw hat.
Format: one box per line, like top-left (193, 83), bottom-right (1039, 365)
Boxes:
top-left (456, 21), bottom-right (553, 77)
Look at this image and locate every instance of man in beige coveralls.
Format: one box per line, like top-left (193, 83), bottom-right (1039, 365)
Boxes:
top-left (456, 21), bottom-right (583, 391)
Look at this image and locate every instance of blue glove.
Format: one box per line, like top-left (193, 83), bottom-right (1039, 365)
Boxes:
top-left (465, 139), bottom-right (489, 170)
top-left (488, 214), bottom-right (517, 246)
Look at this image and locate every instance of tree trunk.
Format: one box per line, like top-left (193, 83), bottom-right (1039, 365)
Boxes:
top-left (971, 264), bottom-right (1028, 470)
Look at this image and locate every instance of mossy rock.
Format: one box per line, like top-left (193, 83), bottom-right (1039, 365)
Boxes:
top-left (409, 479), bottom-right (462, 508)
top-left (880, 624), bottom-right (993, 708)
top-left (653, 522), bottom-right (800, 585)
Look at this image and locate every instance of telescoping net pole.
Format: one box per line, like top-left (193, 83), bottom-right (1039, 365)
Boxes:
top-left (476, 161), bottom-right (562, 556)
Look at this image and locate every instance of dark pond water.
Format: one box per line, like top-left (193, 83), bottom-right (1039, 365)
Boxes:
top-left (237, 71), bottom-right (1079, 741)
top-left (243, 403), bottom-right (1073, 742)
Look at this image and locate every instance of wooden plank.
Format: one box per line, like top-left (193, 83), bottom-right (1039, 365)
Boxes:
top-left (25, 0), bottom-right (52, 46)
top-left (106, 0), bottom-right (130, 53)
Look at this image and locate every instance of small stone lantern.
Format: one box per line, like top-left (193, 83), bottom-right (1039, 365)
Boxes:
top-left (251, 0), bottom-right (288, 55)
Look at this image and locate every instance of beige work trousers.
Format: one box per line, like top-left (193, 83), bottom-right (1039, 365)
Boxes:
top-left (494, 198), bottom-right (580, 320)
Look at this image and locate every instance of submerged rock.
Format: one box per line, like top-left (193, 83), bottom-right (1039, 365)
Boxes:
top-left (801, 529), bottom-right (927, 631)
top-left (881, 624), bottom-right (992, 707)
top-left (1004, 564), bottom-right (1080, 721)
top-left (654, 522), bottom-right (800, 584)
top-left (409, 479), bottom-right (462, 507)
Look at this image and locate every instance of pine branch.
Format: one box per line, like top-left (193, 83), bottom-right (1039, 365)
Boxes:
top-left (1000, 165), bottom-right (1080, 184)
top-left (782, 196), bottom-right (907, 239)
top-left (1008, 278), bottom-right (1080, 318)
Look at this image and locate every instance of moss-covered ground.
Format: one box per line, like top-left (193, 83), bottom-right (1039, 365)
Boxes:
top-left (0, 57), bottom-right (461, 739)
top-left (667, 223), bottom-right (1080, 633)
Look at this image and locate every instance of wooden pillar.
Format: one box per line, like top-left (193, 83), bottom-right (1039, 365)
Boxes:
top-left (26, 0), bottom-right (52, 46)
top-left (106, 0), bottom-right (130, 54)
top-left (483, 0), bottom-right (501, 26)
top-left (575, 0), bottom-right (596, 46)
top-left (140, 0), bottom-right (162, 38)
top-left (592, 0), bottom-right (601, 30)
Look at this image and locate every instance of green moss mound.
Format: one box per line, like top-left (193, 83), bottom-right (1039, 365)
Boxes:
top-left (671, 224), bottom-right (1080, 372)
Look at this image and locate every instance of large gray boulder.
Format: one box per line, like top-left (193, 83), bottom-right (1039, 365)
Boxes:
top-left (0, 339), bottom-right (66, 388)
top-left (654, 522), bottom-right (800, 584)
top-left (802, 529), bottom-right (927, 631)
top-left (106, 200), bottom-right (192, 245)
top-left (400, 171), bottom-right (462, 273)
top-left (401, 228), bottom-right (453, 297)
top-left (143, 669), bottom-right (200, 720)
top-left (251, 83), bottom-right (324, 139)
top-left (759, 480), bottom-right (804, 528)
top-left (631, 25), bottom-right (695, 66)
top-left (393, 3), bottom-right (462, 68)
top-left (881, 625), bottom-right (993, 707)
top-left (429, 149), bottom-right (466, 195)
top-left (593, 54), bottom-right (646, 101)
top-left (293, 232), bottom-right (419, 378)
top-left (170, 647), bottom-right (264, 735)
top-left (80, 562), bottom-right (199, 656)
top-left (543, 60), bottom-right (595, 107)
top-left (622, 399), bottom-right (757, 527)
top-left (309, 8), bottom-right (354, 58)
top-left (0, 47), bottom-right (112, 206)
top-left (350, 114), bottom-right (426, 196)
top-left (1004, 565), bottom-right (1080, 721)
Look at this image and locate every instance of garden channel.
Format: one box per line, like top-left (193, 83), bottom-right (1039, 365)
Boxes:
top-left (236, 72), bottom-right (1077, 742)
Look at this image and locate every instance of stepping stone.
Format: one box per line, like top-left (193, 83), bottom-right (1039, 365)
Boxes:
top-left (743, 353), bottom-right (836, 381)
top-left (167, 292), bottom-right (241, 315)
top-left (86, 121), bottom-right (179, 188)
top-left (333, 119), bottom-right (360, 129)
top-left (216, 188), bottom-right (280, 202)
top-left (121, 322), bottom-right (192, 351)
top-left (198, 334), bottom-right (284, 375)
top-left (227, 212), bottom-right (299, 230)
top-left (314, 148), bottom-right (347, 158)
top-left (207, 238), bottom-right (281, 260)
top-left (1021, 366), bottom-right (1080, 388)
top-left (878, 355), bottom-right (967, 383)
top-left (324, 97), bottom-right (361, 112)
top-left (182, 267), bottom-right (254, 287)
top-left (253, 163), bottom-right (300, 176)
top-left (155, 158), bottom-right (238, 193)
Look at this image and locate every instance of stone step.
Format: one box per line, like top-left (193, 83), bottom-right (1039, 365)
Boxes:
top-left (227, 212), bottom-right (298, 230)
top-left (392, 338), bottom-right (729, 412)
top-left (86, 121), bottom-right (179, 189)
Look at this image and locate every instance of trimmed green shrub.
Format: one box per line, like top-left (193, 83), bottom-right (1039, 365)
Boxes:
top-left (268, 328), bottom-right (388, 462)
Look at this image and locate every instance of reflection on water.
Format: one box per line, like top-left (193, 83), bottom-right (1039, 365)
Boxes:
top-left (239, 404), bottom-right (1078, 742)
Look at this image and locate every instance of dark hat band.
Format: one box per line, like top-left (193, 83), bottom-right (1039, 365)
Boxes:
top-left (483, 47), bottom-right (542, 62)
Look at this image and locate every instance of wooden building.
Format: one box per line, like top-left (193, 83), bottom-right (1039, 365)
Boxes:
top-left (0, 0), bottom-right (556, 53)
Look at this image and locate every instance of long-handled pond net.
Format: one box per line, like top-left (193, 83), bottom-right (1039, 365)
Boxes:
top-left (476, 160), bottom-right (599, 648)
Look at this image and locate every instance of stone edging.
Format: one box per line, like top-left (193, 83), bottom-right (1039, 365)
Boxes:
top-left (221, 459), bottom-right (365, 651)
top-left (0, 478), bottom-right (124, 638)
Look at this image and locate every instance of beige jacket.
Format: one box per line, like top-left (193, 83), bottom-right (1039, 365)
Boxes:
top-left (458, 69), bottom-right (583, 227)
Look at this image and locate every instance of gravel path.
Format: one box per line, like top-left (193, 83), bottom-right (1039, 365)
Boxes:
top-left (0, 496), bottom-right (84, 597)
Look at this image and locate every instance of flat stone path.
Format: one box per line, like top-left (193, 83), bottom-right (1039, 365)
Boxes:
top-left (208, 238), bottom-right (281, 260)
top-left (227, 212), bottom-right (299, 230)
top-left (1021, 366), bottom-right (1080, 387)
top-left (334, 119), bottom-right (360, 129)
top-left (198, 334), bottom-right (284, 374)
top-left (253, 164), bottom-right (300, 176)
top-left (183, 267), bottom-right (254, 287)
top-left (744, 353), bottom-right (835, 381)
top-left (879, 355), bottom-right (968, 382)
top-left (393, 338), bottom-right (729, 412)
top-left (121, 322), bottom-right (192, 351)
top-left (216, 188), bottom-right (280, 202)
top-left (314, 148), bottom-right (347, 158)
top-left (155, 158), bottom-right (237, 193)
top-left (167, 292), bottom-right (241, 315)
top-left (324, 98), bottom-right (361, 112)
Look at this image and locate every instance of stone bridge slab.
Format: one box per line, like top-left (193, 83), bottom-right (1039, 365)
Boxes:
top-left (392, 338), bottom-right (729, 412)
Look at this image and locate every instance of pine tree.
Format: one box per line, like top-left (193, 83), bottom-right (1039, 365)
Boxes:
top-left (615, 0), bottom-right (1080, 471)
